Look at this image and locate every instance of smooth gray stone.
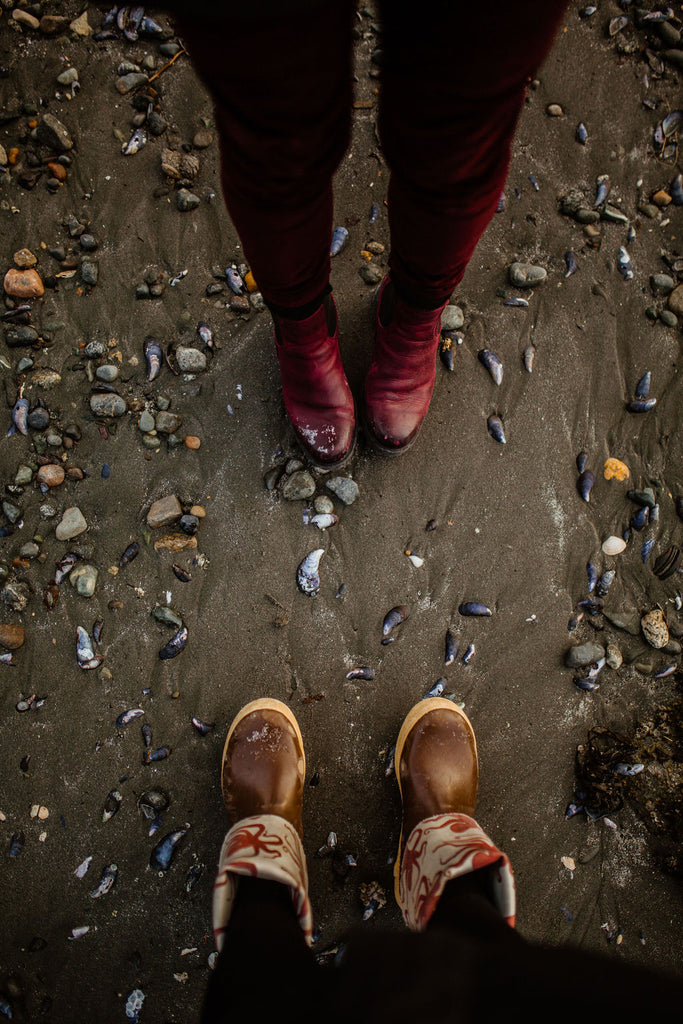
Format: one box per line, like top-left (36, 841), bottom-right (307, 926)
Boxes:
top-left (177, 188), bottom-right (200, 212)
top-left (14, 465), bottom-right (33, 485)
top-left (441, 305), bottom-right (464, 331)
top-left (326, 476), bottom-right (359, 505)
top-left (138, 411), bottom-right (155, 433)
top-left (564, 642), bottom-right (605, 668)
top-left (27, 407), bottom-right (49, 430)
top-left (650, 273), bottom-right (674, 296)
top-left (70, 563), bottom-right (98, 597)
top-left (90, 393), bottom-right (126, 417)
top-left (509, 262), bottom-right (547, 288)
top-left (175, 347), bottom-right (206, 373)
top-left (35, 113), bottom-right (73, 151)
top-left (81, 262), bottom-right (99, 286)
top-left (84, 340), bottom-right (107, 358)
top-left (314, 495), bottom-right (334, 514)
top-left (55, 506), bottom-right (87, 541)
top-left (95, 364), bottom-right (119, 382)
top-left (155, 411), bottom-right (182, 434)
top-left (281, 470), bottom-right (316, 501)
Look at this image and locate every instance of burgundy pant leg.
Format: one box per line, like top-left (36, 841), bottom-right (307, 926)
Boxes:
top-left (177, 3), bottom-right (355, 310)
top-left (377, 0), bottom-right (570, 309)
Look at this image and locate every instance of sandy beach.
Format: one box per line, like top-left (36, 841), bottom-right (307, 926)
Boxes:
top-left (1, 3), bottom-right (682, 1020)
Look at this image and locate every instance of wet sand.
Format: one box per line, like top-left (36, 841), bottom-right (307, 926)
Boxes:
top-left (1, 4), bottom-right (682, 1020)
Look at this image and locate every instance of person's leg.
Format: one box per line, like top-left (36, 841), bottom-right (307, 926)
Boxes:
top-left (176, 4), bottom-right (357, 468)
top-left (363, 0), bottom-right (569, 454)
top-left (200, 699), bottom-right (319, 1023)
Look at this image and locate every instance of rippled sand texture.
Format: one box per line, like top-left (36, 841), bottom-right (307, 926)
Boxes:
top-left (1, 5), bottom-right (682, 1021)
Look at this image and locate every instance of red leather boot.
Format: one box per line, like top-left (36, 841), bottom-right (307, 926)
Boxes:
top-left (274, 293), bottom-right (356, 469)
top-left (363, 276), bottom-right (446, 455)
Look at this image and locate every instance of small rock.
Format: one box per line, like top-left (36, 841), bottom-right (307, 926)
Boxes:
top-left (190, 505), bottom-right (206, 518)
top-left (15, 465), bottom-right (33, 485)
top-left (138, 412), bottom-right (155, 435)
top-left (13, 248), bottom-right (36, 269)
top-left (46, 429), bottom-right (62, 447)
top-left (0, 623), bottom-right (25, 649)
top-left (147, 494), bottom-right (182, 529)
top-left (358, 264), bottom-right (383, 285)
top-left (36, 465), bottom-right (65, 488)
top-left (81, 262), bottom-right (99, 286)
top-left (4, 268), bottom-right (44, 298)
top-left (27, 407), bottom-right (49, 430)
top-left (229, 294), bottom-right (251, 314)
top-left (193, 129), bottom-right (214, 149)
top-left (638, 203), bottom-right (659, 219)
top-left (69, 11), bottom-right (92, 36)
top-left (641, 608), bottom-right (669, 649)
top-left (55, 507), bottom-right (87, 541)
top-left (603, 609), bottom-right (641, 635)
top-left (12, 9), bottom-right (40, 30)
top-left (79, 234), bottom-right (97, 252)
top-left (441, 305), bottom-right (464, 331)
top-left (509, 262), bottom-right (547, 288)
top-left (565, 642), bottom-right (605, 668)
top-left (84, 340), bottom-right (107, 358)
top-left (650, 273), bottom-right (674, 296)
top-left (90, 393), bottom-right (127, 417)
top-left (6, 325), bottom-right (39, 347)
top-left (153, 533), bottom-right (197, 553)
top-left (19, 542), bottom-right (39, 559)
top-left (659, 310), bottom-right (678, 328)
top-left (175, 347), bottom-right (206, 373)
top-left (314, 495), bottom-right (334, 514)
top-left (35, 113), bottom-right (73, 152)
top-left (147, 112), bottom-right (167, 136)
top-left (116, 73), bottom-right (148, 95)
top-left (652, 189), bottom-right (672, 207)
top-left (667, 284), bottom-right (683, 316)
top-left (153, 605), bottom-right (183, 629)
top-left (177, 189), bottom-right (200, 212)
top-left (95, 365), bottom-right (119, 383)
top-left (184, 436), bottom-right (201, 450)
top-left (69, 564), bottom-right (98, 598)
top-left (546, 103), bottom-right (564, 117)
top-left (605, 643), bottom-right (622, 670)
top-left (57, 67), bottom-right (79, 86)
top-left (281, 470), bottom-right (316, 501)
top-left (40, 14), bottom-right (70, 33)
top-left (326, 476), bottom-right (359, 505)
top-left (155, 411), bottom-right (182, 434)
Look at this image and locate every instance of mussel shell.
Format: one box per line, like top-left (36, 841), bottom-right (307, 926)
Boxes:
top-left (653, 544), bottom-right (681, 580)
top-left (143, 745), bottom-right (170, 764)
top-left (459, 602), bottom-right (492, 617)
top-left (172, 563), bottom-right (192, 583)
top-left (119, 541), bottom-right (140, 567)
top-left (138, 789), bottom-right (170, 818)
top-left (9, 830), bottom-right (25, 857)
top-left (141, 724), bottom-right (152, 748)
top-left (90, 863), bottom-right (117, 898)
top-left (102, 789), bottom-right (122, 821)
top-left (329, 226), bottom-right (348, 257)
top-left (439, 333), bottom-right (456, 372)
top-left (586, 562), bottom-right (598, 593)
top-left (191, 717), bottom-right (214, 736)
top-left (635, 371), bottom-right (651, 399)
top-left (478, 350), bottom-right (503, 386)
top-left (564, 251), bottom-right (579, 278)
top-left (576, 451), bottom-right (588, 474)
top-left (522, 344), bottom-right (535, 372)
top-left (296, 549), bottom-right (324, 596)
top-left (577, 469), bottom-right (595, 502)
top-left (144, 337), bottom-right (162, 382)
top-left (627, 398), bottom-right (656, 413)
top-left (462, 643), bottom-right (475, 664)
top-left (150, 824), bottom-right (190, 871)
top-left (345, 667), bottom-right (375, 680)
top-left (671, 173), bottom-right (683, 206)
top-left (381, 604), bottom-right (410, 637)
top-left (116, 708), bottom-right (144, 729)
top-left (576, 123), bottom-right (588, 145)
top-left (76, 625), bottom-right (95, 663)
top-left (487, 415), bottom-right (506, 444)
top-left (630, 506), bottom-right (649, 531)
top-left (574, 676), bottom-right (599, 692)
top-left (641, 538), bottom-right (655, 563)
top-left (159, 626), bottom-right (188, 660)
top-left (310, 513), bottom-right (338, 530)
top-left (596, 570), bottom-right (615, 597)
top-left (444, 629), bottom-right (458, 666)
top-left (424, 678), bottom-right (445, 698)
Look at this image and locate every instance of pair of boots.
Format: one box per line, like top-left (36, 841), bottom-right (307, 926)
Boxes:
top-left (273, 276), bottom-right (445, 468)
top-left (212, 697), bottom-right (515, 949)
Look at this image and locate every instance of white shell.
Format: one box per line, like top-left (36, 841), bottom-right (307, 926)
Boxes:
top-left (602, 535), bottom-right (627, 555)
top-left (407, 554), bottom-right (424, 568)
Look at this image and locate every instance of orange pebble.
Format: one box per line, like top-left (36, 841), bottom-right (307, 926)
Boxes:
top-left (244, 271), bottom-right (258, 293)
top-left (8, 148), bottom-right (19, 165)
top-left (184, 435), bottom-right (201, 450)
top-left (603, 457), bottom-right (629, 482)
top-left (360, 250), bottom-right (373, 260)
top-left (28, 119), bottom-right (37, 129)
top-left (48, 162), bottom-right (67, 182)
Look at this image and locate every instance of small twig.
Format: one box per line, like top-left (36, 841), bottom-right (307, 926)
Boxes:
top-left (148, 48), bottom-right (186, 84)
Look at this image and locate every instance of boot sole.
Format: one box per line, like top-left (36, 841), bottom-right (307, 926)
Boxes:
top-left (392, 698), bottom-right (478, 906)
top-left (221, 698), bottom-right (306, 809)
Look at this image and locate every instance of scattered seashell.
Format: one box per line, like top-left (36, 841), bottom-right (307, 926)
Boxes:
top-left (653, 545), bottom-right (680, 580)
top-left (150, 824), bottom-right (189, 870)
top-left (478, 350), bottom-right (503, 385)
top-left (635, 371), bottom-right (651, 399)
top-left (297, 548), bottom-right (324, 595)
top-left (577, 470), bottom-right (595, 502)
top-left (346, 667), bottom-right (375, 680)
top-left (627, 398), bottom-right (656, 413)
top-left (90, 863), bottom-right (117, 898)
top-left (487, 415), bottom-right (506, 444)
top-left (602, 536), bottom-right (627, 555)
top-left (522, 344), bottom-right (535, 372)
top-left (459, 602), bottom-right (492, 617)
top-left (159, 627), bottom-right (188, 660)
top-left (444, 629), bottom-right (458, 666)
top-left (382, 605), bottom-right (409, 637)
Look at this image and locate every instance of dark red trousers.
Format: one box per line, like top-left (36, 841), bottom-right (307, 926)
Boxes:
top-left (178, 1), bottom-right (568, 311)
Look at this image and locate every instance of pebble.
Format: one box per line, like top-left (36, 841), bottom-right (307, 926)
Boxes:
top-left (138, 410), bottom-right (155, 433)
top-left (69, 11), bottom-right (91, 35)
top-left (81, 262), bottom-right (99, 286)
top-left (177, 189), bottom-right (200, 212)
top-left (15, 466), bottom-right (33, 485)
top-left (84, 340), bottom-right (107, 358)
top-left (46, 429), bottom-right (62, 447)
top-left (193, 129), bottom-right (214, 149)
top-left (4, 268), bottom-right (44, 298)
top-left (57, 67), bottom-right (79, 86)
top-left (641, 608), bottom-right (669, 649)
top-left (28, 407), bottom-right (50, 430)
top-left (650, 273), bottom-right (674, 296)
top-left (603, 609), bottom-right (641, 635)
top-left (184, 436), bottom-right (201, 450)
top-left (281, 470), bottom-right (316, 501)
top-left (95, 365), bottom-right (119, 383)
top-left (508, 262), bottom-right (547, 288)
top-left (154, 533), bottom-right (197, 553)
top-left (441, 305), bottom-right (464, 331)
top-left (13, 9), bottom-right (40, 29)
top-left (116, 73), bottom-right (149, 95)
top-left (667, 285), bottom-right (683, 316)
top-left (69, 564), bottom-right (98, 598)
top-left (143, 435), bottom-right (161, 450)
top-left (659, 310), bottom-right (678, 328)
top-left (565, 642), bottom-right (605, 668)
top-left (229, 294), bottom-right (251, 314)
top-left (546, 103), bottom-right (564, 116)
top-left (358, 264), bottom-right (383, 285)
top-left (605, 644), bottom-right (623, 670)
top-left (7, 326), bottom-right (39, 347)
top-left (13, 248), bottom-right (36, 269)
top-left (0, 624), bottom-right (25, 650)
top-left (175, 347), bottom-right (206, 373)
top-left (19, 542), bottom-right (39, 559)
top-left (147, 495), bottom-right (182, 529)
top-left (652, 189), bottom-right (672, 207)
top-left (90, 393), bottom-right (127, 417)
top-left (314, 495), bottom-right (334, 514)
top-left (36, 465), bottom-right (64, 488)
top-left (155, 411), bottom-right (182, 434)
top-left (190, 505), bottom-right (206, 518)
top-left (35, 113), bottom-right (72, 151)
top-left (80, 235), bottom-right (97, 252)
top-left (326, 476), bottom-right (359, 505)
top-left (55, 507), bottom-right (87, 541)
